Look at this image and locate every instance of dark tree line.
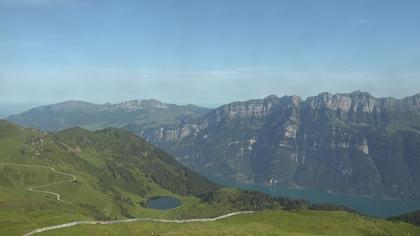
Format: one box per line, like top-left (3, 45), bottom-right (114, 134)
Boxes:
top-left (388, 210), bottom-right (420, 226)
top-left (201, 189), bottom-right (357, 213)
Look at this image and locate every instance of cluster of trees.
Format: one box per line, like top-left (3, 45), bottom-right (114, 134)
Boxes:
top-left (308, 203), bottom-right (355, 212)
top-left (140, 148), bottom-right (218, 196)
top-left (75, 128), bottom-right (218, 196)
top-left (202, 189), bottom-right (280, 211)
top-left (389, 210), bottom-right (420, 226)
top-left (96, 173), bottom-right (136, 219)
top-left (143, 160), bottom-right (217, 196)
top-left (202, 189), bottom-right (356, 213)
top-left (98, 161), bottom-right (150, 197)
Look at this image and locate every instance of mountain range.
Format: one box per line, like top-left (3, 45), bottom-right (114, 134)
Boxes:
top-left (7, 91), bottom-right (420, 200)
top-left (2, 119), bottom-right (419, 235)
top-left (0, 119), bottom-right (291, 235)
top-left (7, 99), bottom-right (209, 131)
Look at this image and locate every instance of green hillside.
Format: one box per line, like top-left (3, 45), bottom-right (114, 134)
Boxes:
top-left (8, 93), bottom-right (420, 200)
top-left (0, 120), bottom-right (418, 236)
top-left (40, 211), bottom-right (420, 236)
top-left (0, 119), bottom-right (219, 235)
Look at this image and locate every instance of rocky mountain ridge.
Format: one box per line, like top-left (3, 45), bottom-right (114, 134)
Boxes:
top-left (6, 91), bottom-right (420, 200)
top-left (134, 91), bottom-right (420, 200)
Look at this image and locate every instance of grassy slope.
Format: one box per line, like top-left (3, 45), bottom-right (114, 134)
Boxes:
top-left (42, 210), bottom-right (420, 236)
top-left (0, 120), bottom-right (219, 235)
top-left (0, 120), bottom-right (419, 236)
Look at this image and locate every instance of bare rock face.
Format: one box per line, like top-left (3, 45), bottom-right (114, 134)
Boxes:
top-left (402, 93), bottom-right (420, 110)
top-left (7, 91), bottom-right (420, 200)
top-left (214, 95), bottom-right (281, 121)
top-left (358, 139), bottom-right (369, 155)
top-left (136, 92), bottom-right (420, 200)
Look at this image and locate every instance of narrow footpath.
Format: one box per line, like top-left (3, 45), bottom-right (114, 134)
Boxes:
top-left (22, 211), bottom-right (255, 236)
top-left (0, 162), bottom-right (255, 236)
top-left (0, 162), bottom-right (76, 203)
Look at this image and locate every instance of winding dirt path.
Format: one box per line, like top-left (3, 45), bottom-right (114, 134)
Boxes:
top-left (0, 162), bottom-right (255, 235)
top-left (22, 211), bottom-right (255, 236)
top-left (0, 162), bottom-right (76, 203)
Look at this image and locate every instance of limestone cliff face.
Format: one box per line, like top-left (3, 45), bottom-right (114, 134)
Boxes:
top-left (135, 92), bottom-right (420, 200)
top-left (8, 92), bottom-right (420, 199)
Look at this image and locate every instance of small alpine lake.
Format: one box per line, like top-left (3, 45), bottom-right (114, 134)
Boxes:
top-left (208, 176), bottom-right (420, 218)
top-left (146, 196), bottom-right (182, 210)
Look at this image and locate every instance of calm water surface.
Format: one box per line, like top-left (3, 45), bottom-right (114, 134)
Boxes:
top-left (146, 196), bottom-right (181, 210)
top-left (209, 176), bottom-right (420, 218)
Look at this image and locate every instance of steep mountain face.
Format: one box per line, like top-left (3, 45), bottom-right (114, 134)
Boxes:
top-left (1, 119), bottom-right (364, 235)
top-left (134, 92), bottom-right (420, 200)
top-left (6, 92), bottom-right (420, 200)
top-left (7, 99), bottom-right (210, 131)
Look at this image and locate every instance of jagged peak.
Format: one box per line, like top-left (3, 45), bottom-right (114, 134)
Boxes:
top-left (304, 91), bottom-right (379, 112)
top-left (211, 95), bottom-right (282, 120)
top-left (264, 94), bottom-right (279, 100)
top-left (401, 93), bottom-right (420, 109)
top-left (281, 95), bottom-right (303, 106)
top-left (402, 93), bottom-right (420, 100)
top-left (318, 91), bottom-right (333, 97)
top-left (347, 91), bottom-right (374, 98)
top-left (310, 91), bottom-right (375, 100)
top-left (306, 91), bottom-right (376, 102)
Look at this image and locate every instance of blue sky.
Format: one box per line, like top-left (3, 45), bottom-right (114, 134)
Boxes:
top-left (1, 0), bottom-right (420, 116)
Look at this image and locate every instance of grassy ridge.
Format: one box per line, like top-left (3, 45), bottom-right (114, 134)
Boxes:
top-left (40, 210), bottom-right (420, 236)
top-left (0, 120), bottom-right (220, 235)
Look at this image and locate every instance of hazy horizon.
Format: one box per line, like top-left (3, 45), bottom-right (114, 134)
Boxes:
top-left (1, 0), bottom-right (420, 116)
top-left (2, 90), bottom-right (420, 119)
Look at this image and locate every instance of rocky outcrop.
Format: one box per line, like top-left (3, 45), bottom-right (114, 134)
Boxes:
top-left (7, 92), bottom-right (420, 200)
top-left (134, 92), bottom-right (420, 200)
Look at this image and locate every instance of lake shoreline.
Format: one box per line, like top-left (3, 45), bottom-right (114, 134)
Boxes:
top-left (207, 175), bottom-right (420, 218)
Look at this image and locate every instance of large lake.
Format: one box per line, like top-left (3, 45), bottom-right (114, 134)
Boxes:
top-left (208, 176), bottom-right (420, 218)
top-left (146, 196), bottom-right (181, 210)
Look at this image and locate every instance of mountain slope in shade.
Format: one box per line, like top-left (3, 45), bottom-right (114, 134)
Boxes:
top-left (6, 92), bottom-right (420, 200)
top-left (7, 99), bottom-right (210, 131)
top-left (135, 91), bottom-right (420, 200)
